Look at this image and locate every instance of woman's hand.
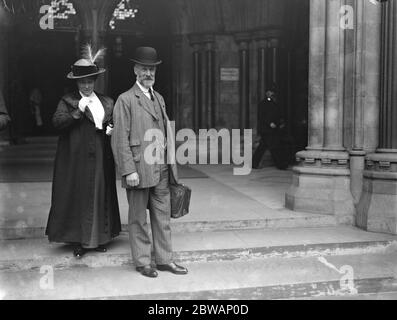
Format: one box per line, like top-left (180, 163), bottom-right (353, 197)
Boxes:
top-left (106, 124), bottom-right (114, 136)
top-left (78, 97), bottom-right (92, 113)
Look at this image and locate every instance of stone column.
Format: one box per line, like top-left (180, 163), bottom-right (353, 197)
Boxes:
top-left (255, 34), bottom-right (268, 105)
top-left (235, 33), bottom-right (251, 130)
top-left (349, 0), bottom-right (365, 205)
top-left (349, 0), bottom-right (382, 210)
top-left (266, 30), bottom-right (285, 119)
top-left (172, 35), bottom-right (183, 129)
top-left (189, 36), bottom-right (203, 132)
top-left (203, 35), bottom-right (216, 129)
top-left (358, 0), bottom-right (397, 235)
top-left (267, 35), bottom-right (282, 88)
top-left (285, 0), bottom-right (355, 224)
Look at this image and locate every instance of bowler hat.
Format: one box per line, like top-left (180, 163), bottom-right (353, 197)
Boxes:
top-left (130, 47), bottom-right (162, 66)
top-left (67, 59), bottom-right (106, 79)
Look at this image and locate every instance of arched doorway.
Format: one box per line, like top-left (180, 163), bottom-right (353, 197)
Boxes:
top-left (4, 0), bottom-right (81, 139)
top-left (106, 0), bottom-right (174, 118)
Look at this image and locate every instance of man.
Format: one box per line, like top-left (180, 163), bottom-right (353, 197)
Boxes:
top-left (252, 86), bottom-right (285, 169)
top-left (0, 89), bottom-right (10, 131)
top-left (111, 47), bottom-right (188, 278)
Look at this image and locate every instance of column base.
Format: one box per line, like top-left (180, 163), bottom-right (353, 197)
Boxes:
top-left (357, 152), bottom-right (397, 235)
top-left (285, 150), bottom-right (355, 225)
top-left (349, 150), bottom-right (366, 205)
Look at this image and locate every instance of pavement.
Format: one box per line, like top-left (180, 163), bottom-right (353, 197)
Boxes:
top-left (1, 137), bottom-right (397, 300)
top-left (0, 164), bottom-right (338, 239)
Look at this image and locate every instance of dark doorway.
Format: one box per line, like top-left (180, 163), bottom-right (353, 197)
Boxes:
top-left (8, 29), bottom-right (77, 137)
top-left (105, 0), bottom-right (174, 118)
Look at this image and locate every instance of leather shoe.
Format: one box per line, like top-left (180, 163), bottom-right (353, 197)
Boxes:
top-left (136, 265), bottom-right (158, 278)
top-left (73, 246), bottom-right (86, 259)
top-left (95, 245), bottom-right (107, 253)
top-left (157, 262), bottom-right (188, 275)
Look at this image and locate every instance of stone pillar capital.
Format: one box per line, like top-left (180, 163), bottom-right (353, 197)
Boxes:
top-left (253, 29), bottom-right (283, 48)
top-left (295, 150), bottom-right (350, 168)
top-left (253, 30), bottom-right (268, 41)
top-left (189, 34), bottom-right (215, 49)
top-left (234, 32), bottom-right (251, 47)
top-left (202, 34), bottom-right (215, 44)
top-left (263, 28), bottom-right (283, 39)
top-left (188, 34), bottom-right (200, 46)
top-left (365, 151), bottom-right (397, 173)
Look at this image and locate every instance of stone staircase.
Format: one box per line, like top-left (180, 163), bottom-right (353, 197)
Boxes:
top-left (1, 226), bottom-right (397, 300)
top-left (0, 136), bottom-right (57, 165)
top-left (1, 138), bottom-right (397, 299)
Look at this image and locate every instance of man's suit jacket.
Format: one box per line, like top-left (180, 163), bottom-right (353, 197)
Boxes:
top-left (257, 98), bottom-right (282, 137)
top-left (111, 83), bottom-right (179, 189)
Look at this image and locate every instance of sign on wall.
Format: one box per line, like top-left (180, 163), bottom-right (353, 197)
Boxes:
top-left (220, 68), bottom-right (239, 81)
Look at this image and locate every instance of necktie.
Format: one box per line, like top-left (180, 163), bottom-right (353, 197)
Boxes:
top-left (149, 88), bottom-right (155, 101)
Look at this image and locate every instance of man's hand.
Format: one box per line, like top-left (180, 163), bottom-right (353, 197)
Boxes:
top-left (126, 172), bottom-right (140, 187)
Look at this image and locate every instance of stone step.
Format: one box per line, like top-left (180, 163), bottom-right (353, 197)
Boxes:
top-left (1, 251), bottom-right (396, 299)
top-left (0, 157), bottom-right (54, 165)
top-left (0, 149), bottom-right (56, 157)
top-left (0, 143), bottom-right (57, 151)
top-left (1, 226), bottom-right (396, 272)
top-left (0, 213), bottom-right (338, 240)
top-left (0, 145), bottom-right (56, 164)
top-left (0, 177), bottom-right (340, 240)
top-left (23, 136), bottom-right (58, 144)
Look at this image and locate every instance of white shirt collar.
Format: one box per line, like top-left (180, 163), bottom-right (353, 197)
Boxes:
top-left (136, 81), bottom-right (153, 94)
top-left (79, 91), bottom-right (96, 99)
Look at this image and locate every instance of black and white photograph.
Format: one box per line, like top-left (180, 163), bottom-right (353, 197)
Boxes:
top-left (0, 0), bottom-right (397, 305)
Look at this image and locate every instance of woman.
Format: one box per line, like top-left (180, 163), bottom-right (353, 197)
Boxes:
top-left (46, 47), bottom-right (121, 258)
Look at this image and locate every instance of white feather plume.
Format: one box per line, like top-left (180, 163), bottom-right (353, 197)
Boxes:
top-left (81, 44), bottom-right (106, 64)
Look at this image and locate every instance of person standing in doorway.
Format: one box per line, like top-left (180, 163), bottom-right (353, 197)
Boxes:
top-left (252, 85), bottom-right (285, 169)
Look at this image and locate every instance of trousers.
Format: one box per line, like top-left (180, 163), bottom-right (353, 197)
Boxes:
top-left (126, 164), bottom-right (173, 267)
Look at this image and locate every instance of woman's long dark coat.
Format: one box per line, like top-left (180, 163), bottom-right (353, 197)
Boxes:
top-left (46, 91), bottom-right (121, 244)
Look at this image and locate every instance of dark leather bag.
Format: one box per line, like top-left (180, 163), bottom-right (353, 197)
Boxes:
top-left (169, 167), bottom-right (191, 219)
top-left (170, 182), bottom-right (191, 219)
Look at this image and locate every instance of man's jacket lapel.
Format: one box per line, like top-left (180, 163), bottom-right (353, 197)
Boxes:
top-left (132, 84), bottom-right (159, 121)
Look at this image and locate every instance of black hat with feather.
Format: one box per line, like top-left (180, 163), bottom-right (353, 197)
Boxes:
top-left (67, 44), bottom-right (106, 79)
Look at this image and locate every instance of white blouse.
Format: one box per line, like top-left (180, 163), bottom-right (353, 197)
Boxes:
top-left (79, 92), bottom-right (105, 130)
